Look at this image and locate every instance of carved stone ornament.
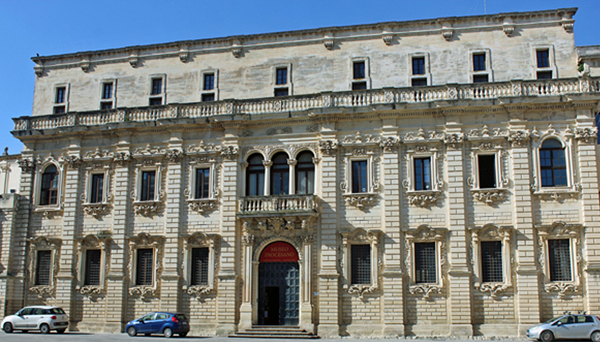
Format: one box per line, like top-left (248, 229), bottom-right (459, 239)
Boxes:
top-left (186, 285), bottom-right (214, 298)
top-left (231, 46), bottom-right (243, 58)
top-left (545, 282), bottom-right (578, 299)
top-left (27, 236), bottom-right (62, 298)
top-left (382, 33), bottom-right (394, 46)
top-left (444, 133), bottom-right (464, 148)
top-left (508, 130), bottom-right (531, 147)
top-left (319, 140), bottom-right (338, 156)
top-left (179, 45), bottom-right (189, 62)
top-left (166, 149), bottom-right (183, 163)
top-left (341, 131), bottom-right (382, 146)
top-left (75, 234), bottom-right (112, 300)
top-left (133, 198), bottom-right (164, 217)
top-left (379, 136), bottom-right (400, 153)
top-left (60, 155), bottom-right (82, 169)
top-left (348, 284), bottom-right (377, 300)
top-left (111, 152), bottom-right (131, 166)
top-left (221, 145), bottom-right (239, 161)
top-left (128, 49), bottom-right (139, 67)
top-left (187, 198), bottom-right (219, 214)
top-left (407, 191), bottom-right (442, 207)
top-left (343, 193), bottom-right (377, 210)
top-left (128, 233), bottom-right (164, 301)
top-left (266, 127), bottom-right (292, 135)
top-left (575, 127), bottom-right (598, 144)
top-left (128, 286), bottom-right (157, 301)
top-left (502, 18), bottom-right (515, 37)
top-left (409, 284), bottom-right (442, 300)
top-left (403, 128), bottom-right (445, 143)
top-left (478, 283), bottom-right (511, 300)
top-left (323, 35), bottom-right (334, 50)
top-left (471, 189), bottom-right (508, 205)
top-left (133, 144), bottom-right (167, 157)
top-left (83, 203), bottom-right (112, 218)
top-left (18, 158), bottom-right (36, 173)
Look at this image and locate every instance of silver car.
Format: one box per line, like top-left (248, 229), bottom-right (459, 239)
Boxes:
top-left (1, 306), bottom-right (69, 334)
top-left (527, 314), bottom-right (600, 342)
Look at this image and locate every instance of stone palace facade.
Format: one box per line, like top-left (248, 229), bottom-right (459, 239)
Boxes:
top-left (2, 7), bottom-right (600, 338)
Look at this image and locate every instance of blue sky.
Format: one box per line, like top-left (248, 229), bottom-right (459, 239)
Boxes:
top-left (0, 0), bottom-right (597, 155)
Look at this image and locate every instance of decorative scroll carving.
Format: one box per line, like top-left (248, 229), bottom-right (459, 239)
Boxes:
top-left (319, 140), bottom-right (338, 156)
top-left (444, 133), bottom-right (464, 148)
top-left (407, 191), bottom-right (442, 207)
top-left (471, 189), bottom-right (508, 205)
top-left (409, 284), bottom-right (441, 300)
top-left (60, 155), bottom-right (81, 169)
top-left (18, 158), bottom-right (36, 173)
top-left (405, 226), bottom-right (447, 300)
top-left (348, 284), bottom-right (377, 299)
top-left (508, 130), bottom-right (531, 147)
top-left (166, 149), bottom-right (183, 163)
top-left (133, 144), bottom-right (166, 157)
top-left (343, 193), bottom-right (377, 209)
top-left (221, 145), bottom-right (239, 160)
top-left (266, 127), bottom-right (292, 135)
top-left (575, 127), bottom-right (598, 144)
top-left (111, 152), bottom-right (131, 166)
top-left (83, 203), bottom-right (111, 218)
top-left (133, 198), bottom-right (164, 217)
top-left (379, 137), bottom-right (400, 153)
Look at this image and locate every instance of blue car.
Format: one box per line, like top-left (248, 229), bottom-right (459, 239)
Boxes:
top-left (126, 312), bottom-right (189, 338)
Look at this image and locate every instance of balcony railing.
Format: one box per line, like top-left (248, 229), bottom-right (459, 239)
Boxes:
top-left (237, 194), bottom-right (319, 216)
top-left (13, 77), bottom-right (599, 132)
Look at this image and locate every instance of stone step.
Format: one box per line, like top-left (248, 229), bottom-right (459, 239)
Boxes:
top-left (230, 325), bottom-right (319, 339)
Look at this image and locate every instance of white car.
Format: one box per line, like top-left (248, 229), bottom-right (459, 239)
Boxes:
top-left (527, 314), bottom-right (600, 342)
top-left (1, 306), bottom-right (68, 334)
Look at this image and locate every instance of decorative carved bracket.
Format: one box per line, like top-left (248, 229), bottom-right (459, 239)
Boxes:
top-left (129, 286), bottom-right (157, 301)
top-left (82, 203), bottom-right (112, 218)
top-left (184, 285), bottom-right (215, 299)
top-left (348, 284), bottom-right (377, 299)
top-left (187, 199), bottom-right (219, 214)
top-left (406, 190), bottom-right (442, 207)
top-left (545, 282), bottom-right (578, 299)
top-left (471, 189), bottom-right (507, 205)
top-left (409, 284), bottom-right (442, 300)
top-left (477, 283), bottom-right (511, 300)
top-left (343, 193), bottom-right (377, 209)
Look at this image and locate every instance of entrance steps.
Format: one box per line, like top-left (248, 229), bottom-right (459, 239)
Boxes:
top-left (230, 325), bottom-right (319, 339)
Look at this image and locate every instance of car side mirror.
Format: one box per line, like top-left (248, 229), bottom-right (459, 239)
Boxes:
top-left (17, 312), bottom-right (22, 317)
top-left (556, 322), bottom-right (563, 326)
top-left (137, 318), bottom-right (144, 323)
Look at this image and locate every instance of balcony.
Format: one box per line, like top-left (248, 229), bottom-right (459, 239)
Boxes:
top-left (237, 194), bottom-right (319, 218)
top-left (12, 77), bottom-right (600, 134)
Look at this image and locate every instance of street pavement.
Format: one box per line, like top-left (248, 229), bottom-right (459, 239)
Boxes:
top-left (0, 331), bottom-right (534, 342)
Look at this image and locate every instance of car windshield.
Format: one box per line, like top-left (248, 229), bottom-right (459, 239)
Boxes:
top-left (544, 316), bottom-right (565, 323)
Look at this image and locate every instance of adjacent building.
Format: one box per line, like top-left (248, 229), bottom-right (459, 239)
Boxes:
top-left (2, 7), bottom-right (600, 338)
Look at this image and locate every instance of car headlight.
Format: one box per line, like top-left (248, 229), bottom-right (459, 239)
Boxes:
top-left (529, 326), bottom-right (542, 333)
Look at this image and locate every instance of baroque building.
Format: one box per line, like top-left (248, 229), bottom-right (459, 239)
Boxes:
top-left (2, 7), bottom-right (600, 338)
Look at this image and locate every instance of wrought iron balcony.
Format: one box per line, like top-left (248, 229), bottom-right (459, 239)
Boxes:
top-left (237, 194), bottom-right (319, 217)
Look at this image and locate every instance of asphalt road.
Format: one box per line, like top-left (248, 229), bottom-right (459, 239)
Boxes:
top-left (0, 331), bottom-right (534, 342)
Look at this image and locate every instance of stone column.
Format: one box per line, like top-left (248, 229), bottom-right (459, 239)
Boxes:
top-left (263, 160), bottom-right (272, 196)
top-left (380, 122), bottom-right (404, 337)
top-left (574, 110), bottom-right (600, 314)
top-left (239, 229), bottom-right (254, 330)
top-left (0, 194), bottom-right (18, 316)
top-left (300, 233), bottom-right (315, 333)
top-left (105, 138), bottom-right (131, 333)
top-left (215, 136), bottom-right (239, 336)
top-left (288, 159), bottom-right (297, 195)
top-left (444, 123), bottom-right (473, 337)
top-left (55, 144), bottom-right (82, 329)
top-left (317, 132), bottom-right (341, 337)
top-left (508, 119), bottom-right (541, 335)
top-left (160, 136), bottom-right (184, 312)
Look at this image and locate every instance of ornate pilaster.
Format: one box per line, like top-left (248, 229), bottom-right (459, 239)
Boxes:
top-left (239, 230), bottom-right (254, 330)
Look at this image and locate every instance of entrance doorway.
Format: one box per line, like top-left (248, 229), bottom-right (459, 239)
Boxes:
top-left (258, 242), bottom-right (299, 326)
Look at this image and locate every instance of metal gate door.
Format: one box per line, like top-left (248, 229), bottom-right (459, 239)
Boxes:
top-left (258, 262), bottom-right (299, 325)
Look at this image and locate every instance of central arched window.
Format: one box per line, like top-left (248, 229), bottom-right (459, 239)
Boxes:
top-left (40, 165), bottom-right (59, 205)
top-left (296, 151), bottom-right (315, 194)
top-left (246, 154), bottom-right (265, 196)
top-left (539, 138), bottom-right (567, 187)
top-left (270, 152), bottom-right (289, 195)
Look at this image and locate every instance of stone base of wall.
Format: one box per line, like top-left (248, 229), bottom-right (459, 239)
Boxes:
top-left (474, 323), bottom-right (519, 337)
top-left (450, 323), bottom-right (473, 337)
top-left (343, 323), bottom-right (384, 337)
top-left (71, 321), bottom-right (123, 333)
top-left (215, 323), bottom-right (235, 336)
top-left (189, 323), bottom-right (218, 336)
top-left (317, 323), bottom-right (340, 338)
top-left (405, 324), bottom-right (450, 336)
top-left (382, 323), bottom-right (405, 337)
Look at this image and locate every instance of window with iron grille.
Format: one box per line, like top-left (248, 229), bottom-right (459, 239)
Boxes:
top-left (140, 170), bottom-right (156, 201)
top-left (539, 139), bottom-right (567, 187)
top-left (191, 247), bottom-right (209, 286)
top-left (35, 250), bottom-right (52, 286)
top-left (414, 157), bottom-right (431, 191)
top-left (478, 154), bottom-right (496, 189)
top-left (415, 242), bottom-right (436, 283)
top-left (548, 239), bottom-right (572, 282)
top-left (84, 249), bottom-right (101, 286)
top-left (195, 168), bottom-right (210, 199)
top-left (351, 160), bottom-right (368, 193)
top-left (351, 244), bottom-right (371, 284)
top-left (481, 241), bottom-right (502, 283)
top-left (136, 248), bottom-right (154, 286)
top-left (40, 165), bottom-right (59, 205)
top-left (90, 173), bottom-right (104, 203)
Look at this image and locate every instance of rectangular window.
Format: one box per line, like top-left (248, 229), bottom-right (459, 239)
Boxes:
top-left (140, 170), bottom-right (156, 201)
top-left (136, 248), bottom-right (154, 286)
top-left (84, 249), bottom-right (101, 286)
top-left (149, 97), bottom-right (162, 106)
top-left (100, 102), bottom-right (113, 110)
top-left (195, 168), bottom-right (210, 199)
top-left (90, 173), bottom-right (104, 203)
top-left (35, 250), bottom-right (52, 286)
top-left (353, 61), bottom-right (365, 79)
top-left (191, 247), bottom-right (209, 286)
top-left (151, 78), bottom-right (162, 95)
top-left (537, 49), bottom-right (550, 68)
top-left (352, 82), bottom-right (367, 90)
top-left (102, 82), bottom-right (113, 99)
top-left (473, 53), bottom-right (486, 71)
top-left (414, 157), bottom-right (431, 191)
top-left (274, 88), bottom-right (289, 97)
top-left (473, 74), bottom-right (489, 83)
top-left (548, 239), bottom-right (572, 282)
top-left (276, 67), bottom-right (287, 85)
top-left (351, 244), bottom-right (371, 284)
top-left (202, 93), bottom-right (215, 102)
top-left (478, 154), bottom-right (496, 189)
top-left (415, 242), bottom-right (436, 283)
top-left (412, 57), bottom-right (425, 75)
top-left (351, 160), bottom-right (368, 193)
top-left (481, 241), bottom-right (502, 283)
top-left (537, 71), bottom-right (553, 80)
top-left (411, 78), bottom-right (427, 87)
top-left (203, 73), bottom-right (215, 91)
top-left (53, 87), bottom-right (66, 114)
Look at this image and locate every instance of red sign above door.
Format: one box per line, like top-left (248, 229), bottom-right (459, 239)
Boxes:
top-left (259, 242), bottom-right (299, 263)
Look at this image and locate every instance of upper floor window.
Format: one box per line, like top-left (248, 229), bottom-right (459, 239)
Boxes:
top-left (40, 165), bottom-right (59, 205)
top-left (548, 239), bottom-right (572, 282)
top-left (351, 160), bottom-right (368, 193)
top-left (149, 76), bottom-right (165, 105)
top-left (135, 248), bottom-right (154, 286)
top-left (140, 170), bottom-right (156, 201)
top-left (414, 157), bottom-right (431, 191)
top-left (470, 50), bottom-right (492, 84)
top-left (203, 73), bottom-right (214, 91)
top-left (90, 173), bottom-right (104, 203)
top-left (195, 168), bottom-right (210, 199)
top-left (296, 151), bottom-right (315, 195)
top-left (410, 55), bottom-right (429, 87)
top-left (351, 59), bottom-right (368, 90)
top-left (276, 67), bottom-right (287, 85)
top-left (246, 154), bottom-right (265, 196)
top-left (273, 65), bottom-right (291, 96)
top-left (478, 154), bottom-right (496, 189)
top-left (534, 48), bottom-right (554, 80)
top-left (539, 139), bottom-right (566, 187)
top-left (350, 244), bottom-right (371, 285)
top-left (151, 78), bottom-right (162, 95)
top-left (537, 49), bottom-right (550, 68)
top-left (414, 242), bottom-right (436, 283)
top-left (413, 57), bottom-right (425, 75)
top-left (54, 86), bottom-right (67, 114)
top-left (35, 250), bottom-right (52, 285)
top-left (201, 70), bottom-right (218, 102)
top-left (271, 152), bottom-right (289, 195)
top-left (473, 53), bottom-right (486, 71)
top-left (191, 247), bottom-right (209, 286)
top-left (84, 249), bottom-right (102, 286)
top-left (100, 81), bottom-right (114, 110)
top-left (480, 241), bottom-right (502, 283)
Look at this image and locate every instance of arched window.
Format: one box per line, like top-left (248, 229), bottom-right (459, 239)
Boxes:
top-left (296, 151), bottom-right (315, 194)
top-left (270, 152), bottom-right (289, 195)
top-left (539, 139), bottom-right (567, 187)
top-left (40, 165), bottom-right (59, 205)
top-left (246, 154), bottom-right (265, 196)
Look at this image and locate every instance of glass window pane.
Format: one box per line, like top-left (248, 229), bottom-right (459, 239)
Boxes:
top-left (415, 242), bottom-right (436, 283)
top-left (548, 239), bottom-right (571, 282)
top-left (351, 245), bottom-right (371, 284)
top-left (481, 241), bottom-right (502, 282)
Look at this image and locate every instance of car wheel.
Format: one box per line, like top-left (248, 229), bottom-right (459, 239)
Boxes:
top-left (163, 327), bottom-right (173, 338)
top-left (40, 323), bottom-right (50, 334)
top-left (540, 330), bottom-right (554, 342)
top-left (591, 331), bottom-right (600, 342)
top-left (56, 329), bottom-right (66, 334)
top-left (3, 322), bottom-right (13, 333)
top-left (127, 326), bottom-right (137, 337)
top-left (179, 332), bottom-right (188, 337)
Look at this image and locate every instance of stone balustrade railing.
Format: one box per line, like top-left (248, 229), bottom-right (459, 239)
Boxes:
top-left (238, 194), bottom-right (319, 216)
top-left (13, 77), bottom-right (599, 132)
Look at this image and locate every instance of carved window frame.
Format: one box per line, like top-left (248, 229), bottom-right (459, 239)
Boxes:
top-left (470, 225), bottom-right (514, 299)
top-left (408, 53), bottom-right (431, 86)
top-left (149, 73), bottom-right (166, 105)
top-left (201, 69), bottom-right (219, 101)
top-left (52, 83), bottom-right (70, 114)
top-left (341, 148), bottom-right (379, 209)
top-left (127, 233), bottom-right (165, 300)
top-left (131, 160), bottom-right (165, 216)
top-left (537, 222), bottom-right (582, 298)
top-left (82, 163), bottom-right (112, 218)
top-left (185, 156), bottom-right (219, 214)
top-left (349, 57), bottom-right (370, 90)
top-left (272, 63), bottom-right (293, 96)
top-left (469, 48), bottom-right (493, 83)
top-left (27, 236), bottom-right (61, 297)
top-left (75, 234), bottom-right (111, 298)
top-left (99, 78), bottom-right (116, 109)
top-left (33, 159), bottom-right (64, 214)
top-left (341, 228), bottom-right (381, 299)
top-left (468, 141), bottom-right (509, 205)
top-left (531, 130), bottom-right (578, 200)
top-left (182, 232), bottom-right (221, 299)
top-left (403, 144), bottom-right (443, 207)
top-left (404, 226), bottom-right (447, 299)
top-left (532, 45), bottom-right (557, 79)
